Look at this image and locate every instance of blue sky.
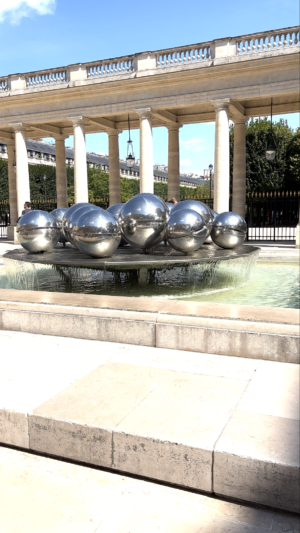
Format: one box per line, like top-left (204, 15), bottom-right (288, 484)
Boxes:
top-left (1, 0), bottom-right (299, 174)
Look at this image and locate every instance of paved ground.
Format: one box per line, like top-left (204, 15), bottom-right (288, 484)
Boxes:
top-left (1, 446), bottom-right (299, 533)
top-left (0, 330), bottom-right (299, 514)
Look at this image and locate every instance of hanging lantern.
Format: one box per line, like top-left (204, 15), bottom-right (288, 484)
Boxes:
top-left (266, 98), bottom-right (276, 161)
top-left (126, 114), bottom-right (135, 168)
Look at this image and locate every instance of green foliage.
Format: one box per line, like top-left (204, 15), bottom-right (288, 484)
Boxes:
top-left (230, 118), bottom-right (299, 193)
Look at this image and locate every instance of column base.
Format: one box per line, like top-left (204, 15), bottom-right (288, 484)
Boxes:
top-left (295, 224), bottom-right (300, 248)
top-left (6, 226), bottom-right (19, 243)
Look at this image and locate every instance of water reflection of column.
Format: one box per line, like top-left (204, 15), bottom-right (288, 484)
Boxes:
top-left (136, 108), bottom-right (153, 194)
top-left (11, 124), bottom-right (31, 217)
top-left (55, 136), bottom-right (69, 208)
top-left (232, 118), bottom-right (247, 218)
top-left (69, 116), bottom-right (88, 203)
top-left (108, 131), bottom-right (121, 206)
top-left (6, 139), bottom-right (18, 230)
top-left (211, 99), bottom-right (230, 214)
top-left (167, 124), bottom-right (181, 202)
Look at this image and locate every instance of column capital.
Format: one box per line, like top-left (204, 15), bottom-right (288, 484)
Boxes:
top-left (210, 98), bottom-right (231, 110)
top-left (53, 134), bottom-right (69, 142)
top-left (134, 107), bottom-right (152, 119)
top-left (9, 122), bottom-right (27, 133)
top-left (232, 116), bottom-right (249, 125)
top-left (67, 116), bottom-right (86, 127)
top-left (107, 130), bottom-right (122, 137)
top-left (167, 123), bottom-right (182, 131)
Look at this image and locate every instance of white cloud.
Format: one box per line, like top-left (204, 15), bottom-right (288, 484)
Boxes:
top-left (180, 158), bottom-right (191, 167)
top-left (180, 138), bottom-right (204, 152)
top-left (0, 0), bottom-right (56, 24)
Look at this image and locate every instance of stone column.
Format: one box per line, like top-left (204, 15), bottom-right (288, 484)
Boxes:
top-left (55, 136), bottom-right (69, 208)
top-left (135, 108), bottom-right (153, 194)
top-left (69, 117), bottom-right (88, 203)
top-left (108, 131), bottom-right (121, 206)
top-left (167, 124), bottom-right (181, 201)
top-left (6, 139), bottom-right (18, 240)
top-left (232, 118), bottom-right (248, 218)
top-left (12, 124), bottom-right (31, 217)
top-left (211, 99), bottom-right (230, 214)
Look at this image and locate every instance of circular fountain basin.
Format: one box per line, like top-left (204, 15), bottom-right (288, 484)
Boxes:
top-left (4, 243), bottom-right (259, 273)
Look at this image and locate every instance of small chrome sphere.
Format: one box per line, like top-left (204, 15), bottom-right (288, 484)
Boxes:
top-left (51, 208), bottom-right (68, 243)
top-left (107, 203), bottom-right (127, 246)
top-left (205, 209), bottom-right (218, 244)
top-left (17, 210), bottom-right (60, 253)
top-left (68, 205), bottom-right (100, 247)
top-left (211, 212), bottom-right (247, 249)
top-left (62, 203), bottom-right (90, 242)
top-left (172, 200), bottom-right (213, 239)
top-left (119, 193), bottom-right (168, 249)
top-left (73, 208), bottom-right (121, 258)
top-left (166, 208), bottom-right (207, 253)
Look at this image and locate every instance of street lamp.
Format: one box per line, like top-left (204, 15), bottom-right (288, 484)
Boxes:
top-left (266, 98), bottom-right (276, 161)
top-left (13, 150), bottom-right (16, 173)
top-left (209, 164), bottom-right (213, 200)
top-left (126, 114), bottom-right (135, 169)
top-left (43, 174), bottom-right (47, 200)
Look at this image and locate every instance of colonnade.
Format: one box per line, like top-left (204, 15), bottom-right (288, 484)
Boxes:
top-left (5, 102), bottom-right (247, 240)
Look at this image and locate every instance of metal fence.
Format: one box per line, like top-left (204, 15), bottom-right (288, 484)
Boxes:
top-left (246, 191), bottom-right (299, 241)
top-left (1, 192), bottom-right (298, 242)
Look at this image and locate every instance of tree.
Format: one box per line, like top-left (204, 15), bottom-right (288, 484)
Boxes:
top-left (230, 118), bottom-right (298, 194)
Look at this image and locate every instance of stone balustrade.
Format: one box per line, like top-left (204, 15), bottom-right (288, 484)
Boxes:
top-left (156, 44), bottom-right (211, 68)
top-left (0, 79), bottom-right (8, 92)
top-left (0, 26), bottom-right (298, 95)
top-left (26, 69), bottom-right (67, 88)
top-left (236, 28), bottom-right (299, 55)
top-left (86, 56), bottom-right (134, 79)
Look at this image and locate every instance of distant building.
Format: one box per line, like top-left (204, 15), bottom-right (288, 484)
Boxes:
top-left (0, 140), bottom-right (206, 189)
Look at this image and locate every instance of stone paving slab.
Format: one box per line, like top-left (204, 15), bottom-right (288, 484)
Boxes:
top-left (0, 331), bottom-right (299, 512)
top-left (1, 447), bottom-right (299, 533)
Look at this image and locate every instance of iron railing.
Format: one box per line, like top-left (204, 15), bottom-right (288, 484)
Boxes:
top-left (246, 190), bottom-right (299, 241)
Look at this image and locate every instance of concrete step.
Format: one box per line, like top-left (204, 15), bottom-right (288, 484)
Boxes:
top-left (0, 331), bottom-right (299, 514)
top-left (0, 290), bottom-right (299, 363)
top-left (2, 447), bottom-right (299, 533)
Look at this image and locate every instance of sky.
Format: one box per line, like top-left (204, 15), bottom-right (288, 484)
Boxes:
top-left (0, 0), bottom-right (299, 175)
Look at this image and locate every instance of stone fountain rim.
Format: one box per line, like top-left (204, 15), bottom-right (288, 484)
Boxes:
top-left (3, 244), bottom-right (260, 272)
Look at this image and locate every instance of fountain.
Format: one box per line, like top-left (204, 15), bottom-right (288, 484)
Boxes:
top-left (3, 194), bottom-right (259, 293)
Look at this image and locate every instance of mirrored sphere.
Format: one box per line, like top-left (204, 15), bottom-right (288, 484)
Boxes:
top-left (119, 193), bottom-right (168, 249)
top-left (17, 210), bottom-right (60, 253)
top-left (62, 203), bottom-right (90, 242)
top-left (205, 209), bottom-right (218, 243)
top-left (68, 205), bottom-right (100, 247)
top-left (211, 212), bottom-right (247, 249)
top-left (166, 209), bottom-right (207, 253)
top-left (107, 203), bottom-right (127, 246)
top-left (165, 201), bottom-right (176, 213)
top-left (51, 208), bottom-right (68, 243)
top-left (73, 208), bottom-right (121, 258)
top-left (172, 200), bottom-right (213, 239)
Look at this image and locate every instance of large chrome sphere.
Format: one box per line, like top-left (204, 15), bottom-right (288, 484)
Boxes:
top-left (62, 203), bottom-right (90, 242)
top-left (119, 193), bottom-right (168, 249)
top-left (68, 205), bottom-right (100, 247)
top-left (205, 209), bottom-right (218, 244)
top-left (17, 210), bottom-right (60, 253)
top-left (166, 208), bottom-right (207, 253)
top-left (165, 202), bottom-right (176, 214)
top-left (211, 212), bottom-right (247, 249)
top-left (172, 200), bottom-right (213, 239)
top-left (51, 208), bottom-right (68, 243)
top-left (73, 208), bottom-right (121, 258)
top-left (107, 203), bottom-right (127, 246)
